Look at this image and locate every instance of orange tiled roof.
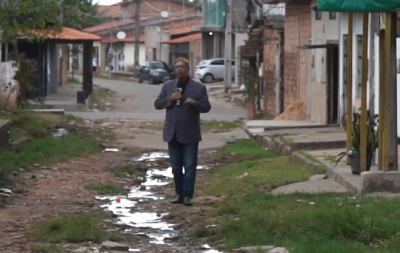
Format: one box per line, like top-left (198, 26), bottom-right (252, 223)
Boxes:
top-left (18, 27), bottom-right (100, 41)
top-left (84, 20), bottom-right (134, 33)
top-left (161, 33), bottom-right (201, 44)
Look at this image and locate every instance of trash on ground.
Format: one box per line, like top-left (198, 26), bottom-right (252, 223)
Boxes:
top-left (51, 128), bottom-right (68, 137)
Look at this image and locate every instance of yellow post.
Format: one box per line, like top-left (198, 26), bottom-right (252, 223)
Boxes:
top-left (383, 12), bottom-right (392, 170)
top-left (360, 13), bottom-right (369, 172)
top-left (346, 13), bottom-right (353, 165)
top-left (378, 27), bottom-right (385, 171)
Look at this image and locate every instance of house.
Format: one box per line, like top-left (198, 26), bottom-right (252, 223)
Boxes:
top-left (161, 33), bottom-right (202, 76)
top-left (240, 1), bottom-right (284, 116)
top-left (77, 0), bottom-right (201, 75)
top-left (193, 0), bottom-right (249, 83)
top-left (1, 27), bottom-right (100, 105)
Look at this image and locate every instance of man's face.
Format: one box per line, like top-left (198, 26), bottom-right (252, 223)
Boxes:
top-left (174, 60), bottom-right (189, 79)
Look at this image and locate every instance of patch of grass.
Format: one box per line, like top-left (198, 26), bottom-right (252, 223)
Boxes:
top-left (208, 192), bottom-right (400, 252)
top-left (28, 212), bottom-right (118, 243)
top-left (86, 183), bottom-right (121, 194)
top-left (298, 151), bottom-right (324, 165)
top-left (324, 155), bottom-right (337, 164)
top-left (30, 244), bottom-right (65, 253)
top-left (9, 129), bottom-right (29, 142)
top-left (217, 139), bottom-right (280, 160)
top-left (111, 164), bottom-right (145, 178)
top-left (201, 157), bottom-right (316, 197)
top-left (0, 135), bottom-right (100, 173)
top-left (10, 112), bottom-right (53, 138)
top-left (201, 119), bottom-right (242, 131)
top-left (92, 88), bottom-right (115, 109)
top-left (65, 114), bottom-right (81, 121)
top-left (67, 76), bottom-right (80, 83)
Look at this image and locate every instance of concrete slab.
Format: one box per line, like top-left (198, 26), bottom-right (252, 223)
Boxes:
top-left (0, 119), bottom-right (10, 153)
top-left (272, 178), bottom-right (348, 195)
top-left (29, 109), bottom-right (65, 115)
top-left (246, 120), bottom-right (322, 129)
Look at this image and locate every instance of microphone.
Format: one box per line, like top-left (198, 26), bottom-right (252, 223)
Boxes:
top-left (176, 87), bottom-right (182, 105)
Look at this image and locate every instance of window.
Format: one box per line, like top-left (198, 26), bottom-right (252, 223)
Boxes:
top-left (315, 11), bottom-right (322, 20)
top-left (329, 12), bottom-right (336, 20)
top-left (211, 60), bottom-right (224, 65)
top-left (204, 0), bottom-right (225, 26)
top-left (356, 35), bottom-right (362, 99)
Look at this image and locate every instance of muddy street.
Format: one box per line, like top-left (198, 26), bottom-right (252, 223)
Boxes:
top-left (0, 113), bottom-right (248, 253)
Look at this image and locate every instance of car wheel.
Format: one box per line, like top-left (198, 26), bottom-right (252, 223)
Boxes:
top-left (203, 74), bottom-right (213, 83)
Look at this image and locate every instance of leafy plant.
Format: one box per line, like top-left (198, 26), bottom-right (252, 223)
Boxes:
top-left (335, 110), bottom-right (379, 166)
top-left (11, 53), bottom-right (42, 109)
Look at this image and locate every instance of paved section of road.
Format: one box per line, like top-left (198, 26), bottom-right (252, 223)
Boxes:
top-left (69, 75), bottom-right (246, 121)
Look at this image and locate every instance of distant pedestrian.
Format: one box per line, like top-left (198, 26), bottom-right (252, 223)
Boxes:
top-left (92, 56), bottom-right (97, 72)
top-left (154, 57), bottom-right (211, 206)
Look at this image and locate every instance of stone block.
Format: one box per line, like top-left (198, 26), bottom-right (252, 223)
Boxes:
top-left (361, 171), bottom-right (400, 194)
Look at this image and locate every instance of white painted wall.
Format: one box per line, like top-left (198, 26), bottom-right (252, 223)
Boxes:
top-left (339, 13), bottom-right (400, 136)
top-left (124, 43), bottom-right (146, 70)
top-left (309, 10), bottom-right (340, 124)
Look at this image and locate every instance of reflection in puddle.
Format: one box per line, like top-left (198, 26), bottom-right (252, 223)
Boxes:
top-left (97, 152), bottom-right (222, 252)
top-left (135, 152), bottom-right (170, 162)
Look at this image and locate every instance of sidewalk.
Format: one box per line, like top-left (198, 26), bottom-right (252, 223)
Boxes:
top-left (245, 120), bottom-right (400, 195)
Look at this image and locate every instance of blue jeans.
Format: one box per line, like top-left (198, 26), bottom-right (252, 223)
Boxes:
top-left (168, 136), bottom-right (199, 197)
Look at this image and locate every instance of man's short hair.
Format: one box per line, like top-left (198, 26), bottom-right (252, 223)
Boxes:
top-left (174, 57), bottom-right (190, 68)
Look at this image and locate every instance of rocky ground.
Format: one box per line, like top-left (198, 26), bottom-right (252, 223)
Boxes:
top-left (0, 115), bottom-right (246, 253)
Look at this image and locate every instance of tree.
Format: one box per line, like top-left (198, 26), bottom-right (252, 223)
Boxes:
top-left (61, 0), bottom-right (102, 30)
top-left (0, 0), bottom-right (62, 44)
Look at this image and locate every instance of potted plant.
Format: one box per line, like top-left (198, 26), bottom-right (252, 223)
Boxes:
top-left (335, 110), bottom-right (379, 174)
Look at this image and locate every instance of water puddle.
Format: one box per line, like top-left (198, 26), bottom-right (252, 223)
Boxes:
top-left (96, 152), bottom-right (222, 252)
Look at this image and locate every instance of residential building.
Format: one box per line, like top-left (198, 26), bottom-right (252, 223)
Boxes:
top-left (82, 0), bottom-right (201, 75)
top-left (194, 0), bottom-right (249, 83)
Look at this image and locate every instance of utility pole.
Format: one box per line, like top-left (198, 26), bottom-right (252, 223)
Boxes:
top-left (134, 0), bottom-right (141, 76)
top-left (224, 0), bottom-right (232, 93)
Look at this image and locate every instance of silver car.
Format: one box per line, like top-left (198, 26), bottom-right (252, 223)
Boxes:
top-left (194, 58), bottom-right (235, 83)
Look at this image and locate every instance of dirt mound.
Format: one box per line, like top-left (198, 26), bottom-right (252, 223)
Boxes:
top-left (275, 100), bottom-right (306, 121)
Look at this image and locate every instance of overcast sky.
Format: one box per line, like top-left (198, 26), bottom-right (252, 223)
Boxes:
top-left (95, 0), bottom-right (121, 6)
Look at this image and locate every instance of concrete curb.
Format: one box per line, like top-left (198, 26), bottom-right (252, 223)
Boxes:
top-left (245, 128), bottom-right (358, 194)
top-left (326, 164), bottom-right (359, 195)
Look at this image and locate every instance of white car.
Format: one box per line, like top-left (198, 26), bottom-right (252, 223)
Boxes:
top-left (194, 58), bottom-right (235, 83)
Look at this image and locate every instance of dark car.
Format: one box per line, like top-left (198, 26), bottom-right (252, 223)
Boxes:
top-left (138, 61), bottom-right (175, 84)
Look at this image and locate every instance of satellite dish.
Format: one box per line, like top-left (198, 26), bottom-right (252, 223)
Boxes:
top-left (116, 31), bottom-right (126, 40)
top-left (161, 11), bottom-right (169, 18)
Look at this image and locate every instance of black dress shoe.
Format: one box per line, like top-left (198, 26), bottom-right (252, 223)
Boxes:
top-left (183, 196), bottom-right (193, 206)
top-left (171, 196), bottom-right (184, 204)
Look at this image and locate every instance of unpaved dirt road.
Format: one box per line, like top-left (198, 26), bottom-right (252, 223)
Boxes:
top-left (0, 81), bottom-right (249, 252)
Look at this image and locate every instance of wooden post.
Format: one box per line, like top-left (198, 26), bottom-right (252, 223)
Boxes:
top-left (388, 12), bottom-right (398, 170)
top-left (378, 28), bottom-right (385, 171)
top-left (383, 13), bottom-right (392, 170)
top-left (360, 13), bottom-right (369, 172)
top-left (346, 13), bottom-right (354, 164)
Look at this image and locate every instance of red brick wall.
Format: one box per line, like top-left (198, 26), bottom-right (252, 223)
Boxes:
top-left (283, 3), bottom-right (311, 109)
top-left (263, 28), bottom-right (282, 115)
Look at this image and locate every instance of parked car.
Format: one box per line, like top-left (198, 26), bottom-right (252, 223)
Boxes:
top-left (138, 61), bottom-right (175, 84)
top-left (194, 58), bottom-right (235, 83)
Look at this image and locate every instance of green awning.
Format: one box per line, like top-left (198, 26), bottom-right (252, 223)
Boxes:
top-left (317, 0), bottom-right (400, 12)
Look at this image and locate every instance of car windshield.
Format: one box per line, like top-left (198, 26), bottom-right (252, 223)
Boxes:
top-left (150, 62), bottom-right (164, 69)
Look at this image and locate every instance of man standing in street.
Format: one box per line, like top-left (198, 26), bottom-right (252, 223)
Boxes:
top-left (154, 58), bottom-right (211, 206)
